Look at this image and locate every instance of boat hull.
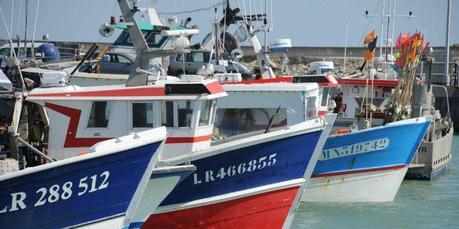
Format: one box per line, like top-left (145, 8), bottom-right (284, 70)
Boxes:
top-left (132, 122), bottom-right (326, 229)
top-left (144, 186), bottom-right (301, 229)
top-left (406, 125), bottom-right (454, 180)
top-left (303, 166), bottom-right (408, 202)
top-left (0, 141), bottom-right (161, 228)
top-left (302, 117), bottom-right (430, 202)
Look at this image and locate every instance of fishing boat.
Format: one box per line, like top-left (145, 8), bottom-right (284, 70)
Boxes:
top-left (337, 32), bottom-right (453, 180)
top-left (216, 74), bottom-right (430, 202)
top-left (0, 127), bottom-right (167, 228)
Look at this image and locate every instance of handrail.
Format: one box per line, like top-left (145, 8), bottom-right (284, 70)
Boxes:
top-left (431, 84), bottom-right (451, 122)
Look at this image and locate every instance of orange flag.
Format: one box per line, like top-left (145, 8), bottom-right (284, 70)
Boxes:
top-left (364, 30), bottom-right (377, 45)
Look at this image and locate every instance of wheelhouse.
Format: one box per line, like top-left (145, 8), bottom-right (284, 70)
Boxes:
top-left (26, 77), bottom-right (226, 160)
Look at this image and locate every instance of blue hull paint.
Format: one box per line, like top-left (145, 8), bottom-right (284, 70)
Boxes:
top-left (160, 130), bottom-right (322, 206)
top-left (313, 120), bottom-right (430, 176)
top-left (0, 142), bottom-right (161, 229)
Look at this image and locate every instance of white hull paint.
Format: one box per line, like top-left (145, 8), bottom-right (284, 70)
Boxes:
top-left (76, 216), bottom-right (126, 229)
top-left (302, 167), bottom-right (408, 202)
top-left (130, 175), bottom-right (184, 223)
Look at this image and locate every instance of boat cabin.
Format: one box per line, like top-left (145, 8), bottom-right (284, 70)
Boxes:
top-left (215, 74), bottom-right (338, 137)
top-left (26, 76), bottom-right (226, 160)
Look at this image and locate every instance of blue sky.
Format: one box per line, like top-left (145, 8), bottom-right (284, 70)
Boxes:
top-left (0, 0), bottom-right (457, 47)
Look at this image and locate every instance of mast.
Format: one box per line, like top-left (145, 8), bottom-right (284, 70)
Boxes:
top-left (24, 0), bottom-right (29, 58)
top-left (390, 0), bottom-right (397, 60)
top-left (379, 0), bottom-right (385, 59)
top-left (214, 7), bottom-right (220, 66)
top-left (263, 0), bottom-right (268, 53)
top-left (9, 0), bottom-right (14, 57)
top-left (445, 0), bottom-right (451, 85)
top-left (385, 0), bottom-right (391, 61)
top-left (343, 23), bottom-right (349, 73)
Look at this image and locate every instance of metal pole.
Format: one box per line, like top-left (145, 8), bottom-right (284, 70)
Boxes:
top-left (380, 0), bottom-right (385, 59)
top-left (343, 23), bottom-right (349, 73)
top-left (385, 0), bottom-right (391, 61)
top-left (264, 0), bottom-right (268, 53)
top-left (24, 0), bottom-right (29, 59)
top-left (390, 0), bottom-right (397, 59)
top-left (31, 0), bottom-right (40, 60)
top-left (9, 0), bottom-right (14, 57)
top-left (445, 0), bottom-right (451, 85)
top-left (16, 137), bottom-right (56, 162)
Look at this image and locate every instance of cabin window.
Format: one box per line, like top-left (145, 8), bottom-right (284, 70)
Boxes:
top-left (161, 101), bottom-right (174, 127)
top-left (214, 108), bottom-right (287, 137)
top-left (132, 103), bottom-right (153, 128)
top-left (191, 52), bottom-right (205, 62)
top-left (321, 88), bottom-right (330, 106)
top-left (199, 100), bottom-right (212, 126)
top-left (177, 101), bottom-right (193, 127)
top-left (87, 101), bottom-right (112, 128)
top-left (118, 55), bottom-right (131, 64)
top-left (352, 87), bottom-right (360, 93)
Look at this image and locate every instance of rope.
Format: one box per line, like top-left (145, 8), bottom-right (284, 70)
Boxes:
top-left (158, 1), bottom-right (224, 15)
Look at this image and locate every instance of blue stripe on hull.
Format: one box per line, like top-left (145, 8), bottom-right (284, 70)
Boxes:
top-left (160, 130), bottom-right (322, 206)
top-left (314, 120), bottom-right (430, 176)
top-left (0, 142), bottom-right (161, 229)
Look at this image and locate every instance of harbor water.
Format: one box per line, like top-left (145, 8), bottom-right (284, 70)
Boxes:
top-left (293, 135), bottom-right (459, 229)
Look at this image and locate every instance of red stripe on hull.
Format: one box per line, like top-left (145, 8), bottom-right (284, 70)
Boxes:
top-left (142, 186), bottom-right (300, 229)
top-left (30, 87), bottom-right (165, 97)
top-left (165, 134), bottom-right (212, 144)
top-left (311, 164), bottom-right (406, 178)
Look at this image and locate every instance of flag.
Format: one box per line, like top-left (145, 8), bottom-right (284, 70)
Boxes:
top-left (364, 30), bottom-right (377, 45)
top-left (360, 30), bottom-right (378, 71)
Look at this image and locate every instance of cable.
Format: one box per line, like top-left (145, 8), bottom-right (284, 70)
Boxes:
top-left (158, 1), bottom-right (224, 15)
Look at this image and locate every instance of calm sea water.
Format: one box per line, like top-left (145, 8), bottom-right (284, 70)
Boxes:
top-left (293, 135), bottom-right (459, 229)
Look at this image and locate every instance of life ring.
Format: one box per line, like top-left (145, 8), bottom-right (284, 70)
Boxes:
top-left (332, 128), bottom-right (350, 135)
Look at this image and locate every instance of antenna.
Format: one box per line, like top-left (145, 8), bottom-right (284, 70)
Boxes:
top-left (364, 0), bottom-right (414, 62)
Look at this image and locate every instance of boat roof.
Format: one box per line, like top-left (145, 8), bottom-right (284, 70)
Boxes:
top-left (222, 74), bottom-right (338, 88)
top-left (26, 78), bottom-right (226, 101)
top-left (223, 80), bottom-right (319, 92)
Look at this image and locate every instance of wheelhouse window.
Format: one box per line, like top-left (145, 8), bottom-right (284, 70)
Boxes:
top-left (132, 103), bottom-right (153, 128)
top-left (87, 101), bottom-right (111, 128)
top-left (177, 101), bottom-right (193, 127)
top-left (321, 88), bottom-right (330, 106)
top-left (199, 100), bottom-right (212, 126)
top-left (161, 101), bottom-right (174, 127)
top-left (214, 108), bottom-right (287, 137)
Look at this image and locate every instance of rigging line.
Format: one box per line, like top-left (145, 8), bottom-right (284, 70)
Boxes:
top-left (31, 0), bottom-right (39, 57)
top-left (270, 0), bottom-right (273, 30)
top-left (0, 7), bottom-right (26, 92)
top-left (236, 0), bottom-right (249, 26)
top-left (16, 0), bottom-right (22, 37)
top-left (249, 0), bottom-right (252, 22)
top-left (157, 1), bottom-right (224, 15)
top-left (258, 0), bottom-right (263, 22)
top-left (10, 0), bottom-right (13, 38)
top-left (360, 0), bottom-right (382, 45)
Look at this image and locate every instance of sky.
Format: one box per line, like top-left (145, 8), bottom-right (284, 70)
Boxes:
top-left (0, 0), bottom-right (457, 47)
